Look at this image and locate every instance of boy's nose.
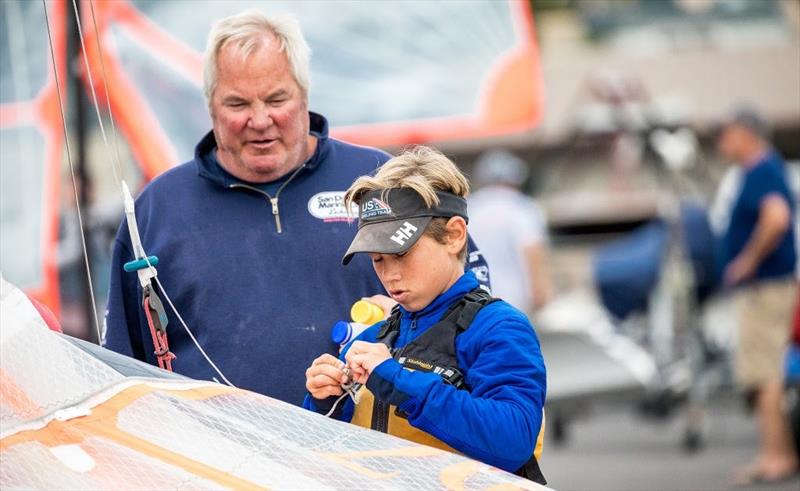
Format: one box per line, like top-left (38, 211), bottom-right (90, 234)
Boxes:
top-left (380, 262), bottom-right (402, 283)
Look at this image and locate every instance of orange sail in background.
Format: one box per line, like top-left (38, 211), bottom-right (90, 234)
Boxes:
top-left (0, 0), bottom-right (543, 317)
top-left (0, 0), bottom-right (67, 314)
top-left (83, 0), bottom-right (543, 175)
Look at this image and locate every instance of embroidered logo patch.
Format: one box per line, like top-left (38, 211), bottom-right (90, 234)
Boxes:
top-left (307, 192), bottom-right (358, 222)
top-left (360, 197), bottom-right (393, 220)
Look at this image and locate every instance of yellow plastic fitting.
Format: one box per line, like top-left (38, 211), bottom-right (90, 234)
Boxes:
top-left (350, 300), bottom-right (385, 325)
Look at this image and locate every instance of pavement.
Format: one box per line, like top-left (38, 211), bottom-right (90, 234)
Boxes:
top-left (541, 397), bottom-right (800, 491)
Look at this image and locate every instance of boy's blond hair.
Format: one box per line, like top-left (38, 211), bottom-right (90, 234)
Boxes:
top-left (345, 146), bottom-right (470, 262)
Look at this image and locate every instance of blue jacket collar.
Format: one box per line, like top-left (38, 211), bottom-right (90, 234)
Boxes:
top-left (195, 111), bottom-right (330, 188)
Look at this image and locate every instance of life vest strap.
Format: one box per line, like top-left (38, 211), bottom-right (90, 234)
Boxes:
top-left (368, 288), bottom-right (546, 485)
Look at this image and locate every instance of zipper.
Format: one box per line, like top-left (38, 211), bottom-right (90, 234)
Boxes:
top-left (269, 198), bottom-right (281, 232)
top-left (371, 399), bottom-right (390, 433)
top-left (372, 318), bottom-right (404, 433)
top-left (394, 313), bottom-right (417, 348)
top-left (228, 163), bottom-right (306, 234)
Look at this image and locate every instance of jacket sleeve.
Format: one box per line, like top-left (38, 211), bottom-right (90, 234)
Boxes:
top-left (365, 317), bottom-right (546, 472)
top-left (103, 222), bottom-right (147, 362)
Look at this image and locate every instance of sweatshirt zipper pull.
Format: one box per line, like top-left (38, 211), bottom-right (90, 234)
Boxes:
top-left (270, 197), bottom-right (282, 234)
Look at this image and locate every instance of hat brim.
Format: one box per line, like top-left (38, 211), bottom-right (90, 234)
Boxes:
top-left (342, 216), bottom-right (432, 265)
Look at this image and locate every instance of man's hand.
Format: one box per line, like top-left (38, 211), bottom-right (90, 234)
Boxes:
top-left (305, 354), bottom-right (348, 399)
top-left (345, 341), bottom-right (392, 384)
top-left (724, 254), bottom-right (758, 286)
top-left (362, 295), bottom-right (397, 318)
top-left (724, 194), bottom-right (790, 287)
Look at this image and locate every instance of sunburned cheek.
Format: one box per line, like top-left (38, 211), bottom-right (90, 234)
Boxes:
top-left (271, 113), bottom-right (299, 131)
top-left (217, 118), bottom-right (247, 135)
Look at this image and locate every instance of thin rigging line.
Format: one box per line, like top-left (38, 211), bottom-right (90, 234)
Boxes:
top-left (42, 0), bottom-right (102, 343)
top-left (73, 0), bottom-right (233, 386)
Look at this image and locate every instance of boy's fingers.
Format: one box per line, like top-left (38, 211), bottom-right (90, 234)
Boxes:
top-left (312, 353), bottom-right (344, 368)
top-left (308, 382), bottom-right (343, 399)
top-left (310, 364), bottom-right (347, 385)
top-left (308, 372), bottom-right (339, 390)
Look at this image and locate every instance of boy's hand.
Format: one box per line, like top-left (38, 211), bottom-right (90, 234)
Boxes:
top-left (305, 354), bottom-right (348, 399)
top-left (345, 341), bottom-right (392, 384)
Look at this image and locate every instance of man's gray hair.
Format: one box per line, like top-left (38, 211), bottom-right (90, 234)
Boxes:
top-left (203, 10), bottom-right (311, 106)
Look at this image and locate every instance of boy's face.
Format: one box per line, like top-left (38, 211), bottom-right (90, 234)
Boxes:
top-left (369, 233), bottom-right (464, 313)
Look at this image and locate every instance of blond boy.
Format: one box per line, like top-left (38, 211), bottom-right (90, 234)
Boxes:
top-left (303, 147), bottom-right (547, 483)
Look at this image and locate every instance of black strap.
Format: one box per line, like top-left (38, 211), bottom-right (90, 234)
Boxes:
top-left (453, 289), bottom-right (495, 332)
top-left (372, 289), bottom-right (546, 482)
top-left (376, 305), bottom-right (402, 345)
top-left (517, 456), bottom-right (547, 485)
top-left (378, 288), bottom-right (498, 390)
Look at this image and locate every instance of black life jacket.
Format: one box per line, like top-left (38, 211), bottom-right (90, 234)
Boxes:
top-left (353, 288), bottom-right (546, 485)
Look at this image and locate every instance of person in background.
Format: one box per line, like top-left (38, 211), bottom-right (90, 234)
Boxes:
top-left (468, 149), bottom-right (553, 314)
top-left (304, 147), bottom-right (547, 483)
top-left (104, 10), bottom-right (489, 405)
top-left (715, 108), bottom-right (798, 484)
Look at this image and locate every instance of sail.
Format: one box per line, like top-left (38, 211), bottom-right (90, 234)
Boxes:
top-left (0, 278), bottom-right (549, 490)
top-left (1, 0), bottom-right (542, 317)
top-left (83, 0), bottom-right (543, 174)
top-left (0, 0), bottom-right (66, 314)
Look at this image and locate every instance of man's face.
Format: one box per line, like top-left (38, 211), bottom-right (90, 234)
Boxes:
top-left (210, 36), bottom-right (310, 183)
top-left (716, 124), bottom-right (747, 164)
top-left (369, 234), bottom-right (460, 313)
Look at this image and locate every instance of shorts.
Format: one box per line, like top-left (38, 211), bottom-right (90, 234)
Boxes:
top-left (734, 277), bottom-right (798, 389)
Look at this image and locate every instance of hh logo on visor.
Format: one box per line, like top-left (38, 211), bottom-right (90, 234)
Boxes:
top-left (391, 221), bottom-right (418, 245)
top-left (361, 198), bottom-right (392, 220)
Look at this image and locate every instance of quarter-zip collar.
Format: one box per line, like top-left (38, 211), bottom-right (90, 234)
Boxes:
top-left (394, 271), bottom-right (480, 346)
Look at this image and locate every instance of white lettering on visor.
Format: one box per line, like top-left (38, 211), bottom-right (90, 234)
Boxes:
top-left (390, 221), bottom-right (419, 246)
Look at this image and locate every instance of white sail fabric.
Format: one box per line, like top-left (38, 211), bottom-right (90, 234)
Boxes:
top-left (0, 279), bottom-right (548, 490)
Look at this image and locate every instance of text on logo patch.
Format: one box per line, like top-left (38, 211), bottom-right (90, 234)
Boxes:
top-left (361, 198), bottom-right (392, 220)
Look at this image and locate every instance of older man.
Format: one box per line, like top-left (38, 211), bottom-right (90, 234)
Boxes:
top-left (104, 10), bottom-right (488, 404)
top-left (715, 109), bottom-right (798, 484)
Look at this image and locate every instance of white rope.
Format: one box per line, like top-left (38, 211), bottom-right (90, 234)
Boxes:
top-left (153, 275), bottom-right (234, 386)
top-left (42, 0), bottom-right (102, 343)
top-left (324, 367), bottom-right (360, 417)
top-left (75, 0), bottom-right (234, 387)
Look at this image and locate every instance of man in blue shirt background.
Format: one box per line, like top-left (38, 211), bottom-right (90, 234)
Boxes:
top-left (716, 108), bottom-right (798, 484)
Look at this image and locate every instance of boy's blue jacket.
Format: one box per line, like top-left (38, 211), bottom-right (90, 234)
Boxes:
top-left (104, 112), bottom-right (491, 405)
top-left (304, 271), bottom-right (547, 472)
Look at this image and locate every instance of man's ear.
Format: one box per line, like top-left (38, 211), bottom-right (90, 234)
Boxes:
top-left (445, 216), bottom-right (468, 254)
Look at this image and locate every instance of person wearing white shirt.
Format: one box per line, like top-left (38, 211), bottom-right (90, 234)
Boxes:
top-left (468, 149), bottom-right (553, 314)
